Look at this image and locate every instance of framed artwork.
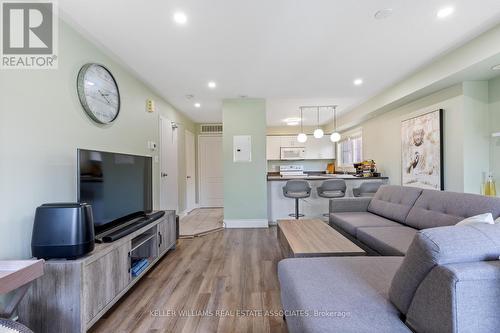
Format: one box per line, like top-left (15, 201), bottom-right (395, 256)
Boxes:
top-left (401, 109), bottom-right (444, 190)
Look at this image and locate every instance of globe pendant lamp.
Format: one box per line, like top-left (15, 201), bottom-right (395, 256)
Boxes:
top-left (313, 107), bottom-right (324, 139)
top-left (297, 107), bottom-right (307, 143)
top-left (330, 105), bottom-right (341, 143)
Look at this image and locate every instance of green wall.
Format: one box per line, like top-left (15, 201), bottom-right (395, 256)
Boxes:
top-left (357, 82), bottom-right (493, 194)
top-left (361, 85), bottom-right (465, 192)
top-left (0, 20), bottom-right (195, 259)
top-left (462, 81), bottom-right (490, 193)
top-left (489, 75), bottom-right (500, 185)
top-left (222, 99), bottom-right (267, 221)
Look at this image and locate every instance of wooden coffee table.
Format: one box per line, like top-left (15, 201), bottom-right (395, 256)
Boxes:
top-left (277, 219), bottom-right (365, 258)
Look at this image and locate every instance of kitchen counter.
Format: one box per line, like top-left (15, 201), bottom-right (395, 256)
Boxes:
top-left (267, 176), bottom-right (389, 223)
top-left (267, 174), bottom-right (388, 181)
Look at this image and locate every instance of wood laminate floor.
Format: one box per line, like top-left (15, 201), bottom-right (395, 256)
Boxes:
top-left (179, 208), bottom-right (224, 238)
top-left (89, 227), bottom-right (288, 333)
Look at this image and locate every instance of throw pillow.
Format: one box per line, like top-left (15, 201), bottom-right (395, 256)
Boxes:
top-left (457, 213), bottom-right (494, 226)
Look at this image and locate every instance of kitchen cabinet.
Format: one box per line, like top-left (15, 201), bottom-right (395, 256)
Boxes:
top-left (266, 136), bottom-right (282, 160)
top-left (266, 135), bottom-right (336, 160)
top-left (305, 136), bottom-right (335, 159)
top-left (280, 136), bottom-right (303, 148)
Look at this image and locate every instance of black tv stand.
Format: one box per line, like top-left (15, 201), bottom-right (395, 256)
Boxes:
top-left (96, 211), bottom-right (166, 243)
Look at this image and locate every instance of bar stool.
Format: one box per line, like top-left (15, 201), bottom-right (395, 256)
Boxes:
top-left (317, 179), bottom-right (347, 217)
top-left (353, 182), bottom-right (382, 197)
top-left (283, 180), bottom-right (311, 220)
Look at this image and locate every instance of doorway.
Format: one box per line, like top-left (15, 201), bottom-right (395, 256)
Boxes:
top-left (159, 116), bottom-right (178, 211)
top-left (198, 135), bottom-right (223, 207)
top-left (185, 130), bottom-right (196, 213)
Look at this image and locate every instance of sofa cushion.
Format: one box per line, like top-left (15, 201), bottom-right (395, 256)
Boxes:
top-left (389, 224), bottom-right (500, 315)
top-left (278, 257), bottom-right (410, 333)
top-left (405, 189), bottom-right (500, 229)
top-left (406, 261), bottom-right (500, 333)
top-left (330, 212), bottom-right (402, 236)
top-left (367, 185), bottom-right (423, 224)
top-left (356, 226), bottom-right (417, 256)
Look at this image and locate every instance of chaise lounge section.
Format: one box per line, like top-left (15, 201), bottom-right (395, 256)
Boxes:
top-left (278, 223), bottom-right (500, 333)
top-left (329, 185), bottom-right (500, 255)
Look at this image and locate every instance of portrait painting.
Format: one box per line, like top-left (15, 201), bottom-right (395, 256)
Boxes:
top-left (401, 109), bottom-right (443, 190)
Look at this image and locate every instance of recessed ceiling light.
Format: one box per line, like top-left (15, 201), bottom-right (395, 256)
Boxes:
top-left (208, 81), bottom-right (217, 89)
top-left (194, 103), bottom-right (201, 108)
top-left (173, 11), bottom-right (187, 25)
top-left (374, 8), bottom-right (393, 20)
top-left (354, 78), bottom-right (363, 86)
top-left (437, 6), bottom-right (454, 19)
top-left (491, 64), bottom-right (500, 71)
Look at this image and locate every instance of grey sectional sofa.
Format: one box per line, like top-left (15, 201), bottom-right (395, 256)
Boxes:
top-left (329, 185), bottom-right (500, 255)
top-left (278, 185), bottom-right (500, 332)
top-left (278, 224), bottom-right (500, 333)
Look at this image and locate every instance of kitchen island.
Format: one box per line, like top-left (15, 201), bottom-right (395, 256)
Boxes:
top-left (267, 174), bottom-right (388, 223)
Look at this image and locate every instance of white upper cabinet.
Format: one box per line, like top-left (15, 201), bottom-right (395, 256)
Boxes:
top-left (305, 136), bottom-right (335, 159)
top-left (266, 135), bottom-right (335, 160)
top-left (266, 136), bottom-right (281, 160)
top-left (280, 136), bottom-right (301, 147)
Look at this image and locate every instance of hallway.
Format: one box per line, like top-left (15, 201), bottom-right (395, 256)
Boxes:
top-left (179, 208), bottom-right (224, 238)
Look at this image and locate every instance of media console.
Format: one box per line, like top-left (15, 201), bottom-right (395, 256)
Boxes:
top-left (18, 210), bottom-right (176, 333)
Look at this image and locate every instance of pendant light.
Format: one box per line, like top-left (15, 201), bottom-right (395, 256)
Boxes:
top-left (297, 107), bottom-right (307, 143)
top-left (330, 105), bottom-right (341, 142)
top-left (313, 107), bottom-right (324, 139)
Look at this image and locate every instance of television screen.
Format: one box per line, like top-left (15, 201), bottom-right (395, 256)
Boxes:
top-left (78, 149), bottom-right (153, 233)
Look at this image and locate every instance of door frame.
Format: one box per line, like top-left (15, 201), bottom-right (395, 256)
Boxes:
top-left (185, 130), bottom-right (197, 213)
top-left (198, 134), bottom-right (223, 208)
top-left (159, 115), bottom-right (179, 212)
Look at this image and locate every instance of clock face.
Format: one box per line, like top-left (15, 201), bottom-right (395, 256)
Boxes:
top-left (77, 64), bottom-right (120, 124)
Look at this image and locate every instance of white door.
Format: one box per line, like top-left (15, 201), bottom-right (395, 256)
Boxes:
top-left (159, 116), bottom-right (178, 211)
top-left (199, 135), bottom-right (223, 207)
top-left (185, 130), bottom-right (196, 212)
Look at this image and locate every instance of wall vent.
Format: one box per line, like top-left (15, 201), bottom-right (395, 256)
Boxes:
top-left (200, 124), bottom-right (223, 134)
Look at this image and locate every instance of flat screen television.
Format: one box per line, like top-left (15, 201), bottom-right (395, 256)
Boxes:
top-left (78, 149), bottom-right (153, 234)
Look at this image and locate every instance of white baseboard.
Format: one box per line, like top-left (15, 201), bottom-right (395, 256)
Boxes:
top-left (178, 204), bottom-right (201, 219)
top-left (223, 219), bottom-right (269, 228)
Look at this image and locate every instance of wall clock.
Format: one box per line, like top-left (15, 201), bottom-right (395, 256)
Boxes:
top-left (77, 63), bottom-right (121, 124)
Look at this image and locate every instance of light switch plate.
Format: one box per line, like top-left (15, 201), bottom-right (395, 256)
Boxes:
top-left (146, 99), bottom-right (156, 112)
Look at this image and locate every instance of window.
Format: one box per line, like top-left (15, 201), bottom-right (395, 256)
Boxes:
top-left (337, 135), bottom-right (362, 167)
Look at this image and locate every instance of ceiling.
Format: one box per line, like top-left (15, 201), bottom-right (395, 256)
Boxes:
top-left (59, 0), bottom-right (500, 126)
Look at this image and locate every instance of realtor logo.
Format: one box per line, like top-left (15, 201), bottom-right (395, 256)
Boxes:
top-left (1, 1), bottom-right (58, 69)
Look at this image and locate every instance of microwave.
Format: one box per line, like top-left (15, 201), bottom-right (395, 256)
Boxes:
top-left (280, 147), bottom-right (306, 160)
